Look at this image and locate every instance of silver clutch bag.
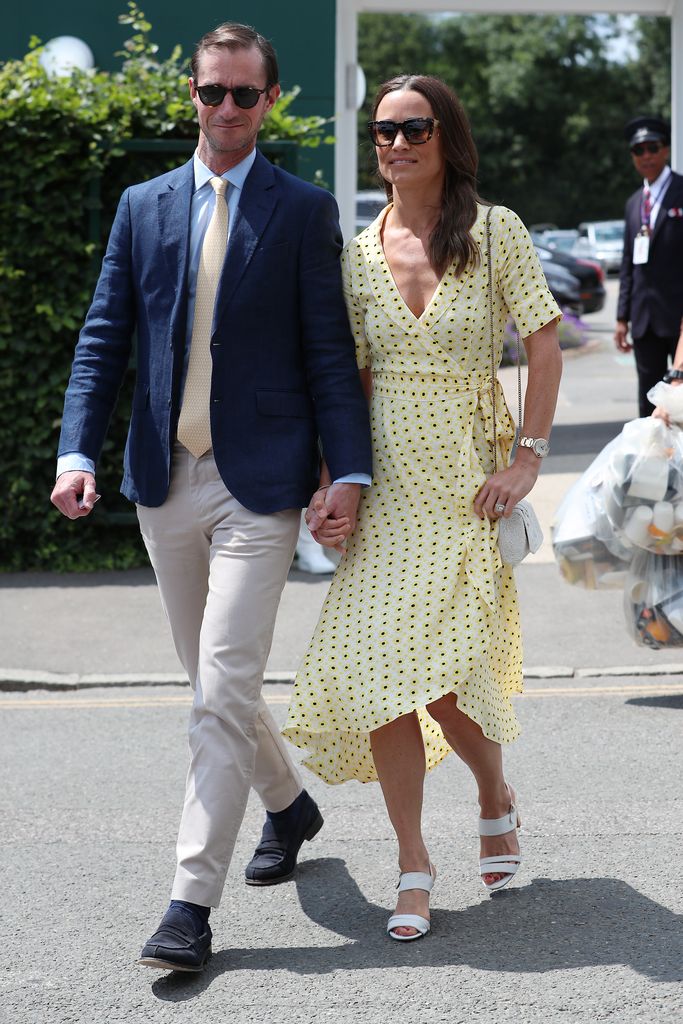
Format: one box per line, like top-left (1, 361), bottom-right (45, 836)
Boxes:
top-left (498, 499), bottom-right (544, 567)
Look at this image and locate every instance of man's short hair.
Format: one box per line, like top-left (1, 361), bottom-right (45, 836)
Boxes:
top-left (190, 23), bottom-right (279, 87)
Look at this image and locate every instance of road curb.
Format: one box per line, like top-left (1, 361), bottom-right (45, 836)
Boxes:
top-left (1, 664), bottom-right (682, 692)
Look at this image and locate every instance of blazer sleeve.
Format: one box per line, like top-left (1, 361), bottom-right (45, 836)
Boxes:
top-left (617, 195), bottom-right (637, 323)
top-left (296, 189), bottom-right (373, 480)
top-left (58, 190), bottom-right (136, 462)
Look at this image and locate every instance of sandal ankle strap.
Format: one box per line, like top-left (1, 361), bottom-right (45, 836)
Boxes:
top-left (478, 804), bottom-right (518, 837)
top-left (396, 870), bottom-right (434, 893)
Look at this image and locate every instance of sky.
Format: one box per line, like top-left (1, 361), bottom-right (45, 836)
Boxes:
top-left (430, 11), bottom-right (643, 64)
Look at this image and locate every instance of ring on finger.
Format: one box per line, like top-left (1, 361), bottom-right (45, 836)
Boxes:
top-left (495, 502), bottom-right (506, 513)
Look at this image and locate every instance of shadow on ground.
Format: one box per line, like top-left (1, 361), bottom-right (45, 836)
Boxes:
top-left (626, 694), bottom-right (683, 710)
top-left (151, 857), bottom-right (681, 1000)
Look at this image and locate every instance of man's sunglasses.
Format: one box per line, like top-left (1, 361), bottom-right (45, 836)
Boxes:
top-left (367, 117), bottom-right (440, 147)
top-left (631, 142), bottom-right (664, 157)
top-left (194, 83), bottom-right (270, 109)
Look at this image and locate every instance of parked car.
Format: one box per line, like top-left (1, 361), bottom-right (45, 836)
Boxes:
top-left (534, 228), bottom-right (580, 254)
top-left (532, 240), bottom-right (606, 314)
top-left (573, 220), bottom-right (625, 274)
top-left (535, 248), bottom-right (582, 314)
top-left (355, 189), bottom-right (388, 233)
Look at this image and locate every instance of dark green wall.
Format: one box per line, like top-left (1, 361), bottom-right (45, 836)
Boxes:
top-left (1, 1), bottom-right (337, 185)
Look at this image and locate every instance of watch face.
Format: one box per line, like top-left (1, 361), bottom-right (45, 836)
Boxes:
top-left (533, 438), bottom-right (550, 457)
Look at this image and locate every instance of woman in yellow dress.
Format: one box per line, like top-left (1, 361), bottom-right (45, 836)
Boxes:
top-left (283, 76), bottom-right (562, 940)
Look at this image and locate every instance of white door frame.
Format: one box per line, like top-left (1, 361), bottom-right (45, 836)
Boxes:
top-left (335, 0), bottom-right (683, 239)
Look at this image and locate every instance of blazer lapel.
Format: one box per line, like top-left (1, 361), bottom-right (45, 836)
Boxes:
top-left (157, 159), bottom-right (194, 295)
top-left (214, 150), bottom-right (277, 322)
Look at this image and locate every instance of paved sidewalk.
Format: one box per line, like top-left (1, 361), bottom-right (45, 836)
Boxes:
top-left (4, 285), bottom-right (683, 689)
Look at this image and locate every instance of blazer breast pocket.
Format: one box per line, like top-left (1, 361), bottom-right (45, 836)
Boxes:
top-left (256, 389), bottom-right (313, 418)
top-left (252, 241), bottom-right (290, 261)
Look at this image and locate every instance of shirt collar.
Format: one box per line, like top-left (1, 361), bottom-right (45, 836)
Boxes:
top-left (643, 165), bottom-right (671, 195)
top-left (193, 147), bottom-right (257, 193)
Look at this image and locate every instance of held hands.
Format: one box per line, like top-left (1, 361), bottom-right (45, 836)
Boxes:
top-left (473, 461), bottom-right (539, 521)
top-left (50, 471), bottom-right (100, 520)
top-left (305, 482), bottom-right (361, 552)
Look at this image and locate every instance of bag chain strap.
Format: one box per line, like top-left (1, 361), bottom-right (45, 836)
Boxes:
top-left (486, 205), bottom-right (522, 476)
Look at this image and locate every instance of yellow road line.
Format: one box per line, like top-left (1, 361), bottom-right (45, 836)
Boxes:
top-left (0, 682), bottom-right (680, 711)
top-left (522, 682), bottom-right (682, 697)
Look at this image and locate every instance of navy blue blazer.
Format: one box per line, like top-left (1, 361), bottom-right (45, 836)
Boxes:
top-left (59, 151), bottom-right (372, 512)
top-left (617, 169), bottom-right (683, 339)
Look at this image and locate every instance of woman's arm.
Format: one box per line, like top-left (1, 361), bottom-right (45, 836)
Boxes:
top-left (473, 318), bottom-right (562, 520)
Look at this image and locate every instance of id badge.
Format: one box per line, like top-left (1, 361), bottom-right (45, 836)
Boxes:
top-left (633, 233), bottom-right (650, 264)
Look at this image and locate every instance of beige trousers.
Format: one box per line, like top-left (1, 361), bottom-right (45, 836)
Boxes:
top-left (137, 445), bottom-right (302, 907)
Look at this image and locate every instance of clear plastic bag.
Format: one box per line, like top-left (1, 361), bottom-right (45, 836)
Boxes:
top-left (624, 551), bottom-right (683, 649)
top-left (552, 438), bottom-right (632, 589)
top-left (601, 416), bottom-right (683, 556)
top-left (648, 380), bottom-right (683, 424)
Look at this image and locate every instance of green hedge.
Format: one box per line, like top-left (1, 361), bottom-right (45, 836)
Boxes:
top-left (0, 4), bottom-right (331, 571)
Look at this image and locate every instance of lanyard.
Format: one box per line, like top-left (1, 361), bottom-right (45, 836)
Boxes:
top-left (640, 168), bottom-right (671, 232)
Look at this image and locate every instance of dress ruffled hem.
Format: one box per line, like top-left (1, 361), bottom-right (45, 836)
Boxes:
top-left (282, 672), bottom-right (522, 786)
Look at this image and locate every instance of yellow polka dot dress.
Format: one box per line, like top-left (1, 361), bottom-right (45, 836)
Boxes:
top-left (283, 204), bottom-right (561, 784)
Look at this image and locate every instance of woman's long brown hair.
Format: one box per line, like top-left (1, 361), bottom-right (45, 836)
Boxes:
top-left (371, 75), bottom-right (484, 277)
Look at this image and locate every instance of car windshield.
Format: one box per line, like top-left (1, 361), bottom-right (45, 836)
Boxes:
top-left (593, 223), bottom-right (624, 243)
top-left (544, 232), bottom-right (578, 252)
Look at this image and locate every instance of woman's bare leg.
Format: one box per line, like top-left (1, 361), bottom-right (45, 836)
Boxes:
top-left (427, 694), bottom-right (519, 885)
top-left (370, 712), bottom-right (432, 936)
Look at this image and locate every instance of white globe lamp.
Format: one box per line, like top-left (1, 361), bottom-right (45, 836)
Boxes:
top-left (40, 36), bottom-right (95, 76)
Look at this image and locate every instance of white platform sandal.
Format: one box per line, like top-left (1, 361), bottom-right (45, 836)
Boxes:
top-left (478, 789), bottom-right (522, 893)
top-left (386, 868), bottom-right (435, 942)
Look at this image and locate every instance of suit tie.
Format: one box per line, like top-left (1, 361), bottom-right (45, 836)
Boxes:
top-left (641, 183), bottom-right (652, 231)
top-left (177, 176), bottom-right (228, 458)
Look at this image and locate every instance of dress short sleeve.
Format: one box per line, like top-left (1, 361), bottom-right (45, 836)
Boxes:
top-left (342, 243), bottom-right (371, 369)
top-left (491, 207), bottom-right (562, 338)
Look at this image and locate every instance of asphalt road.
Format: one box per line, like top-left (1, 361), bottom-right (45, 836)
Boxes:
top-left (2, 279), bottom-right (682, 1021)
top-left (1, 679), bottom-right (682, 1024)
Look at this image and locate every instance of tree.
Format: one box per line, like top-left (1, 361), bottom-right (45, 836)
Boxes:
top-left (631, 16), bottom-right (671, 116)
top-left (357, 12), bottom-right (672, 227)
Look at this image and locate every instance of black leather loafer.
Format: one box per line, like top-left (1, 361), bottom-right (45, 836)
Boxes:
top-left (138, 905), bottom-right (212, 972)
top-left (245, 789), bottom-right (323, 886)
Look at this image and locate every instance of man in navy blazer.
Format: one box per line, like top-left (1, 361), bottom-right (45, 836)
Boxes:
top-left (615, 115), bottom-right (683, 416)
top-left (51, 23), bottom-right (372, 972)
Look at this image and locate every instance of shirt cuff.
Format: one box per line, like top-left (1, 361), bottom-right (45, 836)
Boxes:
top-left (332, 474), bottom-right (372, 486)
top-left (56, 453), bottom-right (96, 478)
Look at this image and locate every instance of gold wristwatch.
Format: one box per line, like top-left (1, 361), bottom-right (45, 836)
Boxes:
top-left (518, 436), bottom-right (550, 458)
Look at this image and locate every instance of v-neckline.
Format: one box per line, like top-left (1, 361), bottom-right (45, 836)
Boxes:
top-left (376, 206), bottom-right (448, 324)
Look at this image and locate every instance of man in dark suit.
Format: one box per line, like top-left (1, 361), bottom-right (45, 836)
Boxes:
top-left (51, 23), bottom-right (372, 972)
top-left (615, 115), bottom-right (683, 416)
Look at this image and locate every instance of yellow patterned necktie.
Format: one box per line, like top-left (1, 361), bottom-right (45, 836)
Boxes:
top-left (177, 176), bottom-right (228, 458)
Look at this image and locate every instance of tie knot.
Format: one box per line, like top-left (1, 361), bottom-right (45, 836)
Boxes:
top-left (210, 176), bottom-right (227, 198)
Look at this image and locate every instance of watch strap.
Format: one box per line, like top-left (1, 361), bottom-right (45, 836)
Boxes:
top-left (519, 436), bottom-right (550, 457)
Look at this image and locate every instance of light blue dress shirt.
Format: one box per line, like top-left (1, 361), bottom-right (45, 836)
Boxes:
top-left (57, 148), bottom-right (370, 488)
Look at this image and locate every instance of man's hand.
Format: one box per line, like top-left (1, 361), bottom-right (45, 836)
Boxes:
top-left (324, 482), bottom-right (361, 531)
top-left (614, 320), bottom-right (632, 353)
top-left (305, 482), bottom-right (361, 552)
top-left (51, 471), bottom-right (100, 520)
